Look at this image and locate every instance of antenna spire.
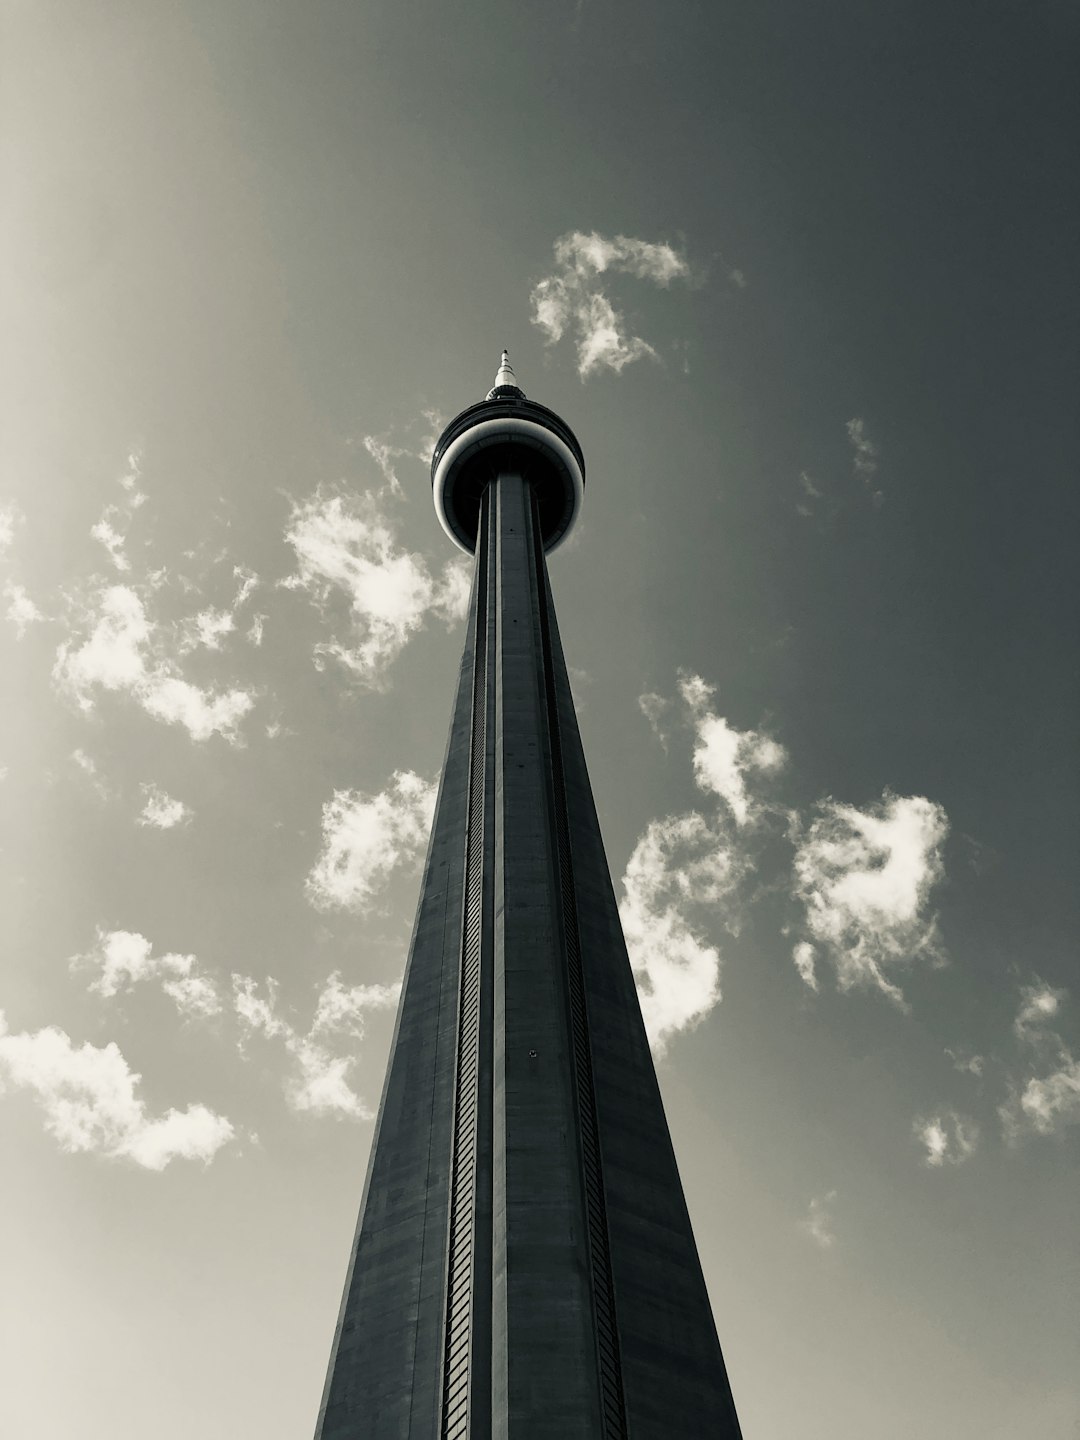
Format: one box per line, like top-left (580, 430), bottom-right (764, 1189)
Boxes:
top-left (487, 349), bottom-right (525, 399)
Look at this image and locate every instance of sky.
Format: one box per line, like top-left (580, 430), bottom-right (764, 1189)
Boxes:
top-left (1, 2), bottom-right (1078, 1436)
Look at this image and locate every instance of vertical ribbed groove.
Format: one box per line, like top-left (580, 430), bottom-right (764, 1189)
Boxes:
top-left (530, 490), bottom-right (629, 1440)
top-left (440, 493), bottom-right (490, 1440)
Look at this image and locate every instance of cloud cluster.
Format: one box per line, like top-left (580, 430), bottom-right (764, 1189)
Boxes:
top-left (307, 770), bottom-right (437, 913)
top-left (791, 792), bottom-right (948, 1007)
top-left (531, 230), bottom-right (692, 379)
top-left (283, 489), bottom-right (470, 685)
top-left (72, 928), bottom-right (221, 1018)
top-left (233, 971), bottom-right (400, 1118)
top-left (53, 583), bottom-right (256, 743)
top-left (914, 1110), bottom-right (979, 1166)
top-left (0, 1013), bottom-right (233, 1170)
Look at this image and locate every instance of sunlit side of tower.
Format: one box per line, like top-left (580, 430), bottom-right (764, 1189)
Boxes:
top-left (315, 356), bottom-right (742, 1439)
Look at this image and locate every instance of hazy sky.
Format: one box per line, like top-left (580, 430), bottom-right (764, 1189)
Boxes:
top-left (2, 3), bottom-right (1078, 1437)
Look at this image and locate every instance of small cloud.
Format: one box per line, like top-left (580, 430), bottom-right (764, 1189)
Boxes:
top-left (1000, 980), bottom-right (1080, 1142)
top-left (246, 614), bottom-right (266, 646)
top-left (638, 690), bottom-right (670, 747)
top-left (799, 1191), bottom-right (837, 1248)
top-left (790, 790), bottom-right (948, 1008)
top-left (846, 418), bottom-right (883, 506)
top-left (137, 783), bottom-right (192, 830)
top-left (283, 488), bottom-right (469, 685)
top-left (4, 581), bottom-right (46, 638)
top-left (1013, 980), bottom-right (1066, 1044)
top-left (792, 941), bottom-right (819, 992)
top-left (306, 771), bottom-right (437, 913)
top-left (179, 607), bottom-right (236, 653)
top-left (1000, 1055), bottom-right (1080, 1141)
top-left (232, 971), bottom-right (400, 1119)
top-left (945, 1047), bottom-right (984, 1079)
top-left (727, 268), bottom-right (748, 290)
top-left (71, 927), bottom-right (220, 1017)
top-left (915, 1111), bottom-right (979, 1166)
top-left (795, 470), bottom-right (826, 519)
top-left (90, 514), bottom-right (131, 572)
top-left (71, 748), bottom-right (110, 799)
top-left (619, 811), bottom-right (748, 1055)
top-left (530, 230), bottom-right (693, 380)
top-left (0, 1011), bottom-right (233, 1169)
top-left (679, 672), bottom-right (787, 826)
top-left (0, 502), bottom-right (20, 553)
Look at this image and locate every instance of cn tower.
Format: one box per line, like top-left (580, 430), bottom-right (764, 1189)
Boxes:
top-left (315, 355), bottom-right (743, 1438)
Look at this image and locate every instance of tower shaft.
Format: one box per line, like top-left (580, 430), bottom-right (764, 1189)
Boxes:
top-left (315, 468), bottom-right (742, 1437)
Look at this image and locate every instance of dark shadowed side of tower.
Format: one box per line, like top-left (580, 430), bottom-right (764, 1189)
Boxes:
top-left (313, 355), bottom-right (744, 1439)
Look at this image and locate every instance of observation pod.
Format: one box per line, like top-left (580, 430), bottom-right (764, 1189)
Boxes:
top-left (431, 351), bottom-right (585, 553)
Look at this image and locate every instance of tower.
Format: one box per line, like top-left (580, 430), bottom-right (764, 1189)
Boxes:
top-left (315, 356), bottom-right (743, 1439)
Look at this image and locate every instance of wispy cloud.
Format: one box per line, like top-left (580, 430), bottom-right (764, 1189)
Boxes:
top-left (1013, 980), bottom-right (1066, 1044)
top-left (799, 1190), bottom-right (838, 1248)
top-left (72, 927), bottom-right (221, 1018)
top-left (914, 1110), bottom-right (979, 1166)
top-left (53, 583), bottom-right (256, 743)
top-left (621, 676), bottom-right (783, 1052)
top-left (1000, 981), bottom-right (1080, 1141)
top-left (4, 581), bottom-right (46, 638)
top-left (0, 1012), bottom-right (233, 1169)
top-left (232, 971), bottom-right (400, 1119)
top-left (283, 488), bottom-right (469, 685)
top-left (846, 418), bottom-right (883, 506)
top-left (946, 1047), bottom-right (984, 1079)
top-left (0, 502), bottom-right (20, 554)
top-left (530, 230), bottom-right (692, 379)
top-left (791, 791), bottom-right (948, 1008)
top-left (137, 783), bottom-right (192, 830)
top-left (306, 770), bottom-right (437, 913)
top-left (620, 811), bottom-right (748, 1055)
top-left (680, 672), bottom-right (787, 826)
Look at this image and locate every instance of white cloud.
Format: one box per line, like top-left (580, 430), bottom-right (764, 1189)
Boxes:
top-left (679, 673), bottom-right (787, 825)
top-left (306, 770), bottom-right (437, 913)
top-left (53, 584), bottom-right (255, 743)
top-left (945, 1047), bottom-right (984, 1078)
top-left (0, 502), bottom-right (19, 553)
top-left (71, 747), bottom-right (110, 799)
top-left (232, 971), bottom-right (399, 1119)
top-left (1001, 1055), bottom-right (1080, 1140)
top-left (799, 1190), bottom-right (837, 1248)
top-left (4, 581), bottom-right (45, 638)
top-left (1013, 980), bottom-right (1066, 1044)
top-left (90, 513), bottom-right (131, 572)
top-left (137, 782), bottom-right (192, 830)
top-left (179, 606), bottom-right (235, 653)
top-left (0, 1013), bottom-right (233, 1169)
top-left (72, 928), bottom-right (221, 1017)
top-left (791, 791), bottom-right (948, 1007)
top-left (619, 812), bottom-right (747, 1055)
top-left (914, 1110), bottom-right (979, 1166)
top-left (638, 690), bottom-right (670, 747)
top-left (283, 488), bottom-right (469, 685)
top-left (846, 418), bottom-right (883, 506)
top-left (1000, 981), bottom-right (1080, 1141)
top-left (530, 230), bottom-right (692, 380)
top-left (792, 941), bottom-right (819, 992)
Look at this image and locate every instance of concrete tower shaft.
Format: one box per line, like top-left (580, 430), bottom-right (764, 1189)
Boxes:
top-left (315, 361), bottom-right (742, 1439)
